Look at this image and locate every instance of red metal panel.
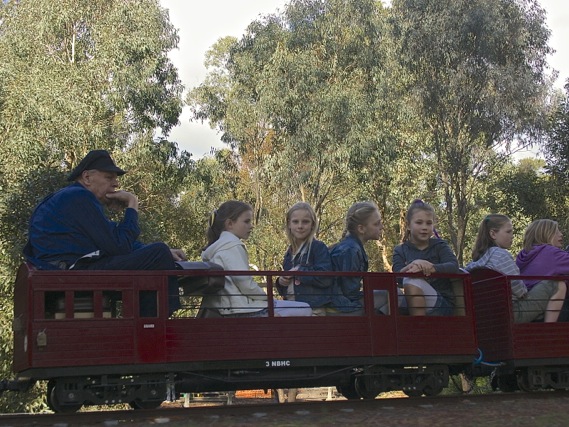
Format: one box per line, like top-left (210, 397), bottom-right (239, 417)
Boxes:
top-left (396, 316), bottom-right (477, 355)
top-left (470, 270), bottom-right (569, 364)
top-left (366, 273), bottom-right (398, 356)
top-left (13, 264), bottom-right (33, 373)
top-left (166, 316), bottom-right (373, 362)
top-left (511, 323), bottom-right (569, 360)
top-left (15, 267), bottom-right (482, 382)
top-left (23, 268), bottom-right (141, 372)
top-left (30, 321), bottom-right (136, 368)
top-left (395, 274), bottom-right (478, 357)
top-left (470, 270), bottom-right (514, 362)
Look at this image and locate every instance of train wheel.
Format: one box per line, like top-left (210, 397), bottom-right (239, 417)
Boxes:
top-left (47, 380), bottom-right (82, 413)
top-left (336, 382), bottom-right (360, 400)
top-left (497, 374), bottom-right (519, 393)
top-left (129, 399), bottom-right (163, 410)
top-left (423, 384), bottom-right (443, 397)
top-left (516, 370), bottom-right (535, 392)
top-left (354, 376), bottom-right (382, 399)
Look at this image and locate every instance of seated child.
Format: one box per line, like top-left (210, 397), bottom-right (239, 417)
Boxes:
top-left (201, 200), bottom-right (312, 317)
top-left (466, 214), bottom-right (564, 322)
top-left (515, 219), bottom-right (567, 322)
top-left (329, 201), bottom-right (384, 315)
top-left (276, 202), bottom-right (333, 316)
top-left (393, 199), bottom-right (458, 316)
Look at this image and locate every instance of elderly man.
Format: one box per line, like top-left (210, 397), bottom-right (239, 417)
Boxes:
top-left (24, 149), bottom-right (186, 315)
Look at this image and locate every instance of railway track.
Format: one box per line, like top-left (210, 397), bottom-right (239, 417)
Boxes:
top-left (3, 390), bottom-right (569, 427)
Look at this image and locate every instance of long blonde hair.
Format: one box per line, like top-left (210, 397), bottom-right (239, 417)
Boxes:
top-left (285, 202), bottom-right (318, 254)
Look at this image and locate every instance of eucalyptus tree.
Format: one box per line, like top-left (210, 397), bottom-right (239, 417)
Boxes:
top-left (389, 0), bottom-right (552, 262)
top-left (486, 156), bottom-right (569, 239)
top-left (188, 0), bottom-right (398, 268)
top-left (541, 83), bottom-right (569, 233)
top-left (177, 149), bottom-right (246, 258)
top-left (117, 137), bottom-right (195, 250)
top-left (544, 82), bottom-right (569, 190)
top-left (0, 0), bottom-right (184, 411)
top-left (0, 0), bottom-right (183, 176)
top-left (252, 0), bottom-right (395, 217)
top-left (0, 0), bottom-right (184, 261)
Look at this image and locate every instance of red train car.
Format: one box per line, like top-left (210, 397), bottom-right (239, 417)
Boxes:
top-left (471, 269), bottom-right (569, 391)
top-left (8, 264), bottom-right (477, 412)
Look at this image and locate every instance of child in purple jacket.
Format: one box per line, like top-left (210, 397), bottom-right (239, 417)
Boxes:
top-left (515, 219), bottom-right (567, 321)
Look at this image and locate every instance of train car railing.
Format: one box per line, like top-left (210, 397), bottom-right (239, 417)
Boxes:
top-left (471, 269), bottom-right (569, 362)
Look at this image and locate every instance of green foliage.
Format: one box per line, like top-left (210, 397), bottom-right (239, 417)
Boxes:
top-left (177, 149), bottom-right (244, 258)
top-left (540, 82), bottom-right (569, 236)
top-left (0, 168), bottom-right (68, 267)
top-left (0, 0), bottom-right (183, 180)
top-left (187, 0), bottom-right (400, 268)
top-left (188, 0), bottom-right (554, 265)
top-left (117, 137), bottom-right (195, 249)
top-left (544, 83), bottom-right (569, 189)
top-left (389, 0), bottom-right (552, 262)
top-left (488, 158), bottom-right (569, 245)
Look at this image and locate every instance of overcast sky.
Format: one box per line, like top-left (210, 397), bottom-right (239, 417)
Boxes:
top-left (159, 0), bottom-right (569, 158)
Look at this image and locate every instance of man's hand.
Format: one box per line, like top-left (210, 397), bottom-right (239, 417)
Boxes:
top-left (170, 248), bottom-right (187, 261)
top-left (105, 190), bottom-right (139, 211)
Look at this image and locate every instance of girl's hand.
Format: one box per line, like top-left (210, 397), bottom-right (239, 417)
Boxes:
top-left (401, 260), bottom-right (435, 276)
top-left (278, 266), bottom-right (300, 286)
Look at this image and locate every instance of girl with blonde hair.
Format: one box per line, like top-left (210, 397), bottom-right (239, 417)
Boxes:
top-left (276, 202), bottom-right (333, 315)
top-left (329, 201), bottom-right (384, 314)
top-left (515, 219), bottom-right (567, 321)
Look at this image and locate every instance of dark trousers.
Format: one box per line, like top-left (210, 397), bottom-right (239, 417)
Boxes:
top-left (75, 242), bottom-right (180, 316)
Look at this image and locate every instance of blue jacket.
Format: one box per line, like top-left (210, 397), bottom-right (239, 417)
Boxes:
top-left (24, 182), bottom-right (143, 269)
top-left (277, 239), bottom-right (333, 308)
top-left (329, 234), bottom-right (368, 310)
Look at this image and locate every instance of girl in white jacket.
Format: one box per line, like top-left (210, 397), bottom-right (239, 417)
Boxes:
top-left (201, 200), bottom-right (311, 317)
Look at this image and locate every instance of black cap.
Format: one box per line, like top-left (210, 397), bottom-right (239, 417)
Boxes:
top-left (67, 150), bottom-right (126, 181)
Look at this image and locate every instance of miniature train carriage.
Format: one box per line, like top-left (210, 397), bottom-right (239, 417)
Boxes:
top-left (10, 263), bottom-right (478, 412)
top-left (470, 269), bottom-right (569, 392)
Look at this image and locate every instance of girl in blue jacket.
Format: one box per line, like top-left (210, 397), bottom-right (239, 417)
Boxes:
top-left (276, 202), bottom-right (333, 316)
top-left (329, 201), bottom-right (384, 314)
